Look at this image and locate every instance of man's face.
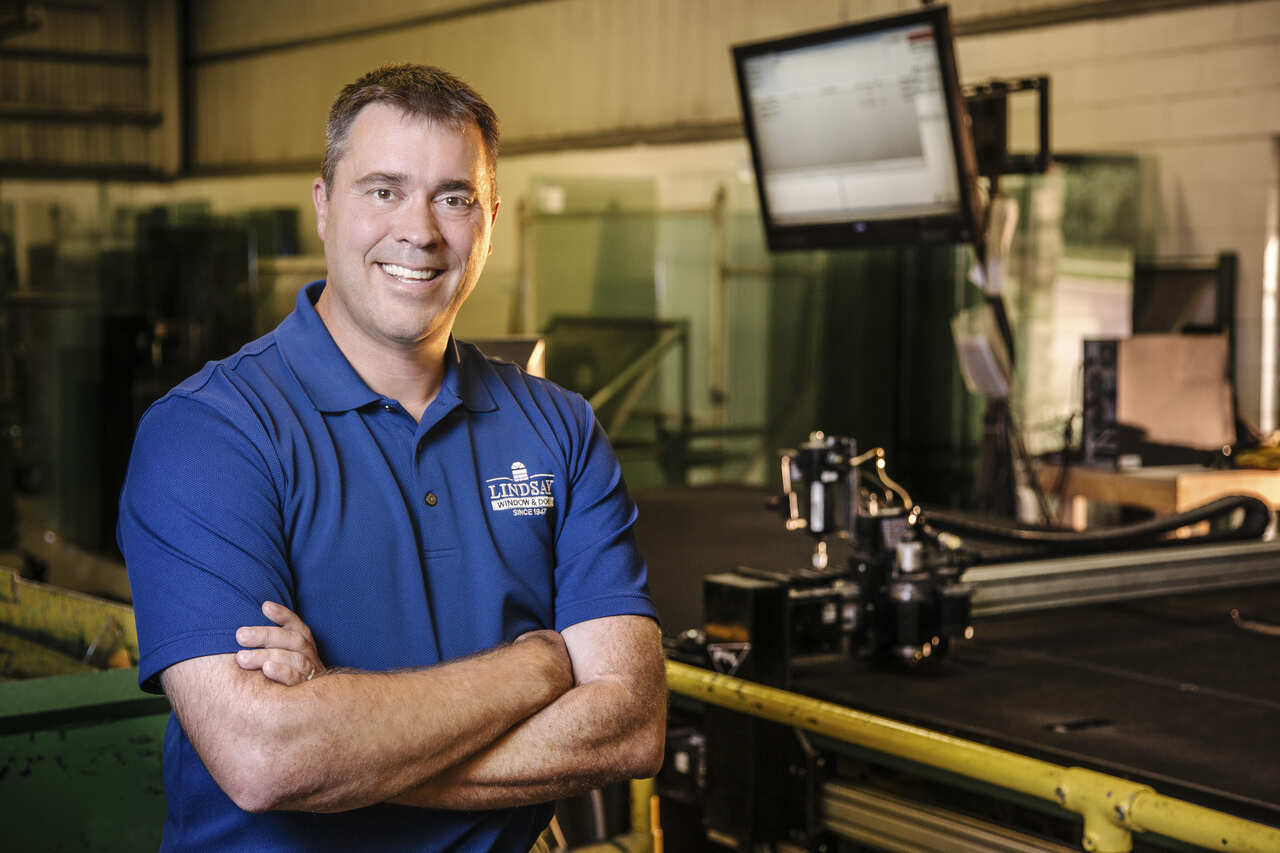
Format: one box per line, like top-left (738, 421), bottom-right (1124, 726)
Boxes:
top-left (312, 103), bottom-right (498, 355)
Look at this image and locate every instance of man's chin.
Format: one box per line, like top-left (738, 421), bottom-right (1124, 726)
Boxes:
top-left (378, 314), bottom-right (456, 350)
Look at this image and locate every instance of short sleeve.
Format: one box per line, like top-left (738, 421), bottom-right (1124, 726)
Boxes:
top-left (118, 394), bottom-right (293, 693)
top-left (551, 397), bottom-right (658, 631)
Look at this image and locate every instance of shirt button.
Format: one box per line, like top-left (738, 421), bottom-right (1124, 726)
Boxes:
top-left (424, 492), bottom-right (438, 507)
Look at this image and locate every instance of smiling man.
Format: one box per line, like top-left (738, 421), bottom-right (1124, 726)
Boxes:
top-left (118, 65), bottom-right (665, 852)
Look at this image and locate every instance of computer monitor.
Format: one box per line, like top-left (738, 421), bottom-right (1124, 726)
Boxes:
top-left (732, 5), bottom-right (983, 253)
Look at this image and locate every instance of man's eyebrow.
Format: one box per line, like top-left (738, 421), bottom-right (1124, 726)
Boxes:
top-left (435, 179), bottom-right (477, 195)
top-left (352, 171), bottom-right (408, 189)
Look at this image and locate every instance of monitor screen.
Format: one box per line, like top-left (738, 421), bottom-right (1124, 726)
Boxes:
top-left (733, 5), bottom-right (982, 252)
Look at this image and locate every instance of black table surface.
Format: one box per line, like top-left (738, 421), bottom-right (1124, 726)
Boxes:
top-left (633, 486), bottom-right (1280, 824)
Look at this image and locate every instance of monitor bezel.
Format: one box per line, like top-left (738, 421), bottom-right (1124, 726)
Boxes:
top-left (731, 4), bottom-right (983, 254)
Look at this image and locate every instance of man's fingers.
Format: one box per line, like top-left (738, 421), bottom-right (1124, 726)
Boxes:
top-left (236, 624), bottom-right (311, 652)
top-left (262, 601), bottom-right (314, 641)
top-left (261, 658), bottom-right (305, 686)
top-left (236, 647), bottom-right (311, 677)
top-left (236, 603), bottom-right (325, 685)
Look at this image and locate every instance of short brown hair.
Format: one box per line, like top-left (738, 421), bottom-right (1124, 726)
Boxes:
top-left (321, 64), bottom-right (499, 196)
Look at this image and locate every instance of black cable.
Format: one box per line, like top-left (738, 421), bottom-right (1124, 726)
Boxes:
top-left (923, 494), bottom-right (1270, 554)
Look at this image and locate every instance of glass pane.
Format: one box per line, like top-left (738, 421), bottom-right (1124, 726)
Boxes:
top-left (1002, 157), bottom-right (1139, 456)
top-left (1, 197), bottom-right (297, 600)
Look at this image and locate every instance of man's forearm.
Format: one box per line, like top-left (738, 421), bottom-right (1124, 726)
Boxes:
top-left (390, 617), bottom-right (667, 810)
top-left (163, 632), bottom-right (573, 814)
top-left (390, 678), bottom-right (665, 810)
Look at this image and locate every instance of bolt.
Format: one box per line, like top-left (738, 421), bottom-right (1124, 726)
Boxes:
top-left (1115, 805), bottom-right (1126, 821)
top-left (1083, 834), bottom-right (1097, 851)
top-left (1054, 786), bottom-right (1066, 804)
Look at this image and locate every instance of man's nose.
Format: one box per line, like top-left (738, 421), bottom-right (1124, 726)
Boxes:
top-left (396, 196), bottom-right (441, 248)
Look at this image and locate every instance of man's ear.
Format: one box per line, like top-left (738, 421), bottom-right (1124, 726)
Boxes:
top-left (312, 178), bottom-right (329, 241)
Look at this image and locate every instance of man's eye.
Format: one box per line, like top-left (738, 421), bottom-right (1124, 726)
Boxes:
top-left (372, 188), bottom-right (395, 201)
top-left (441, 195), bottom-right (474, 208)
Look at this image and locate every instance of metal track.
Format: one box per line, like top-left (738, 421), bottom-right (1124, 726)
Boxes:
top-left (963, 539), bottom-right (1280, 617)
top-left (822, 781), bottom-right (1077, 853)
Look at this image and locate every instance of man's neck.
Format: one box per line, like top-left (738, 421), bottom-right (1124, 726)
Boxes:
top-left (315, 301), bottom-right (449, 423)
top-left (349, 339), bottom-right (447, 422)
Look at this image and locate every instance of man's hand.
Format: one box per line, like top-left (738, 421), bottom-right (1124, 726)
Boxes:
top-left (512, 628), bottom-right (573, 681)
top-left (236, 601), bottom-right (326, 686)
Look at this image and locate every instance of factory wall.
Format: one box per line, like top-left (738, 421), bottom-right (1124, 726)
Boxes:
top-left (954, 2), bottom-right (1280, 430)
top-left (0, 0), bottom-right (179, 176)
top-left (2, 0), bottom-right (1278, 427)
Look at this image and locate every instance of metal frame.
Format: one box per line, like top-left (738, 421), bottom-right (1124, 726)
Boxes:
top-left (585, 322), bottom-right (689, 439)
top-left (963, 539), bottom-right (1280, 617)
top-left (665, 660), bottom-right (1280, 852)
top-left (823, 781), bottom-right (1079, 852)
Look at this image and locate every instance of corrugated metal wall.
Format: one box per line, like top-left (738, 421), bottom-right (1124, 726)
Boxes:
top-left (2, 0), bottom-right (1277, 422)
top-left (185, 0), bottom-right (907, 171)
top-left (182, 0), bottom-right (1279, 171)
top-left (0, 0), bottom-right (179, 177)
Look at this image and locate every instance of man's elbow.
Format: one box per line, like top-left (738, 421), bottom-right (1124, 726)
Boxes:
top-left (218, 744), bottom-right (292, 814)
top-left (620, 704), bottom-right (667, 780)
top-left (627, 726), bottom-right (666, 780)
top-left (623, 666), bottom-right (668, 779)
top-left (227, 782), bottom-right (278, 815)
top-left (208, 715), bottom-right (319, 813)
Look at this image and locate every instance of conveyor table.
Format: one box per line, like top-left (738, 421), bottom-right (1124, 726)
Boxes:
top-left (793, 583), bottom-right (1280, 825)
top-left (634, 486), bottom-right (1280, 827)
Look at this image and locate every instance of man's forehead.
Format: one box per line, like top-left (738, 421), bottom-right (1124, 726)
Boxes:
top-left (336, 104), bottom-right (494, 192)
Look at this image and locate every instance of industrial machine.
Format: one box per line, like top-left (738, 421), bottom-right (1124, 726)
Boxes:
top-left (683, 430), bottom-right (1269, 687)
top-left (646, 2), bottom-right (1280, 848)
top-left (655, 431), bottom-right (1277, 851)
top-left (696, 432), bottom-right (975, 687)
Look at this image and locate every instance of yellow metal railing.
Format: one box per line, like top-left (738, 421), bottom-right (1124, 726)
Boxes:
top-left (1, 567), bottom-right (138, 675)
top-left (666, 660), bottom-right (1280, 853)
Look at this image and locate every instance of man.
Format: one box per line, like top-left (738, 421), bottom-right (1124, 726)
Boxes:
top-left (118, 64), bottom-right (666, 852)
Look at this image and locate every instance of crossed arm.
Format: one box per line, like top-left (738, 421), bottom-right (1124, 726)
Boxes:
top-left (161, 606), bottom-right (666, 814)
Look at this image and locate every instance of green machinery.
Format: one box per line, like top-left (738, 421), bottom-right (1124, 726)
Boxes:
top-left (1, 566), bottom-right (168, 851)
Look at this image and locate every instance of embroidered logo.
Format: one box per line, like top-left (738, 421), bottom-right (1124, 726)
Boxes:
top-left (486, 462), bottom-right (555, 517)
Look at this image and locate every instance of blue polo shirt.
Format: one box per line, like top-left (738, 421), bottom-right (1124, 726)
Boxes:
top-left (118, 280), bottom-right (657, 852)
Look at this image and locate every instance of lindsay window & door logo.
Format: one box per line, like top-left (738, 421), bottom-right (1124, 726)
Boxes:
top-left (485, 461), bottom-right (556, 516)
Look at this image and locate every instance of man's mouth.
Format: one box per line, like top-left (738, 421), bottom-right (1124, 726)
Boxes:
top-left (379, 262), bottom-right (443, 282)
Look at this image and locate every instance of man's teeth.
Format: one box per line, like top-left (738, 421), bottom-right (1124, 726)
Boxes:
top-left (380, 263), bottom-right (440, 281)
